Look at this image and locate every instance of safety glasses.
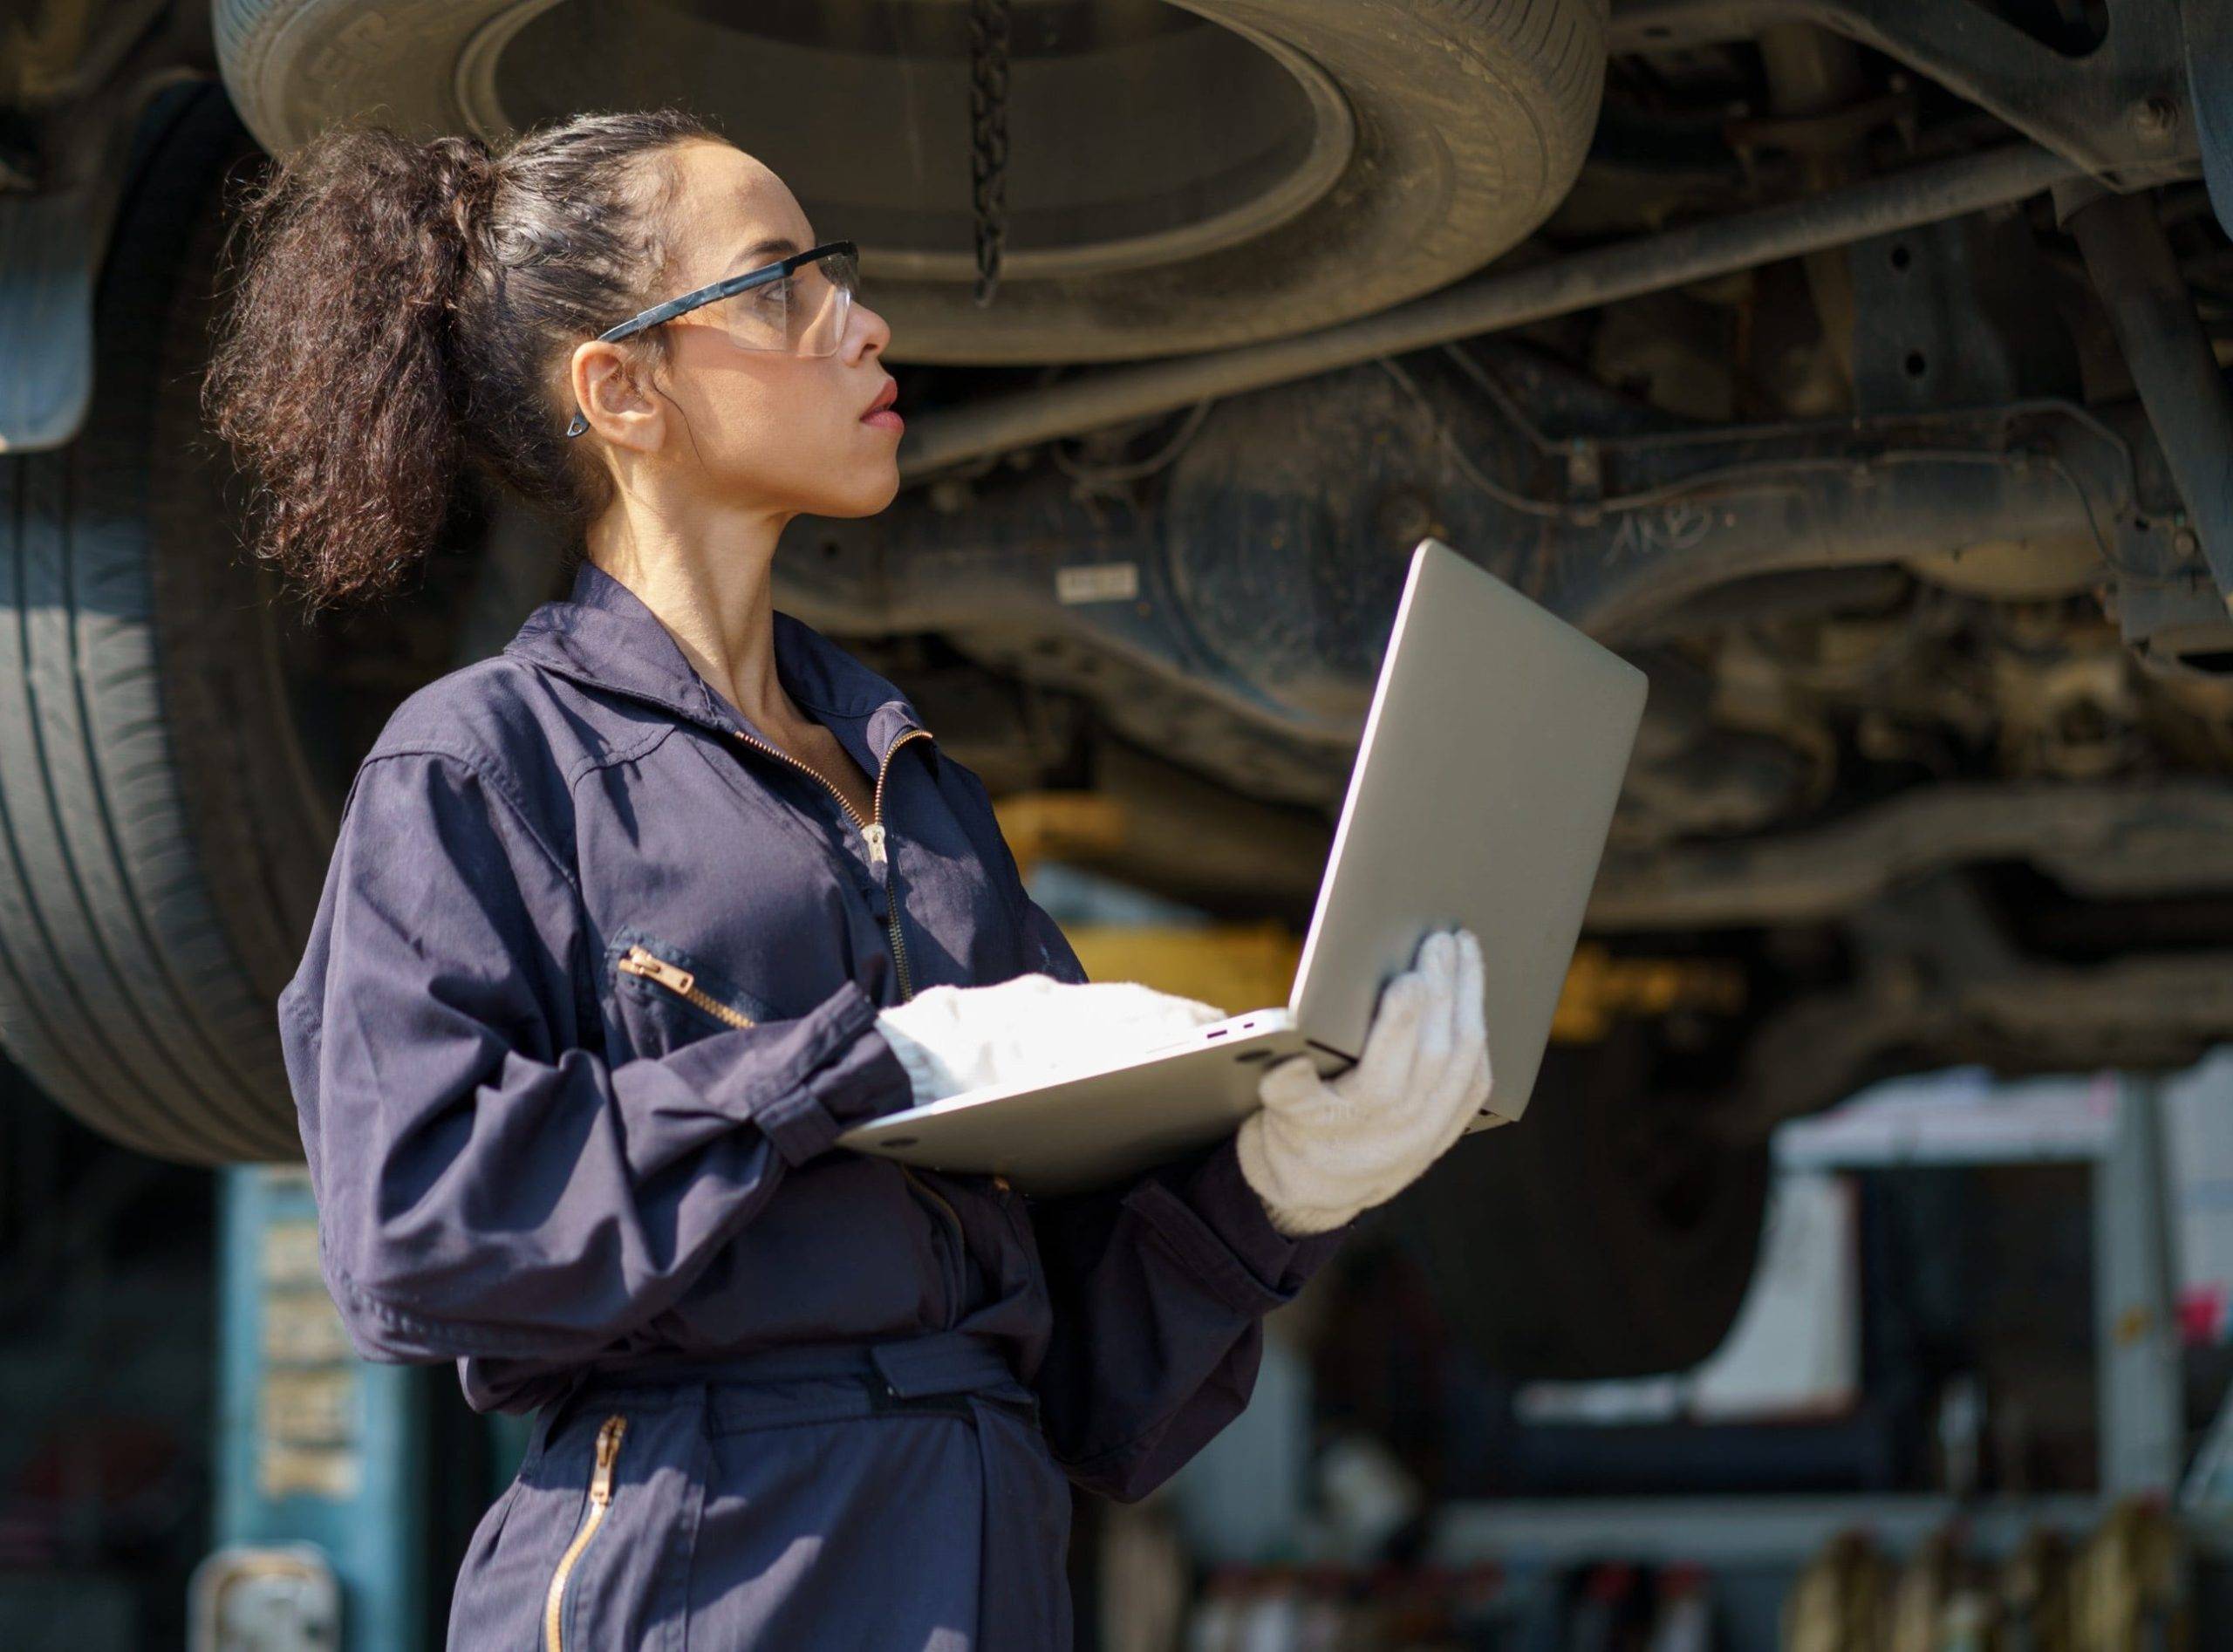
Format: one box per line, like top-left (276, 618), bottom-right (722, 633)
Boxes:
top-left (563, 239), bottom-right (860, 438)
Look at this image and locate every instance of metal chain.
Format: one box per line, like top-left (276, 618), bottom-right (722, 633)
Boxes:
top-left (967, 0), bottom-right (1012, 308)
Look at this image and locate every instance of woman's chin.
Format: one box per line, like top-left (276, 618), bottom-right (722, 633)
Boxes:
top-left (852, 452), bottom-right (904, 514)
top-left (796, 465), bottom-right (900, 521)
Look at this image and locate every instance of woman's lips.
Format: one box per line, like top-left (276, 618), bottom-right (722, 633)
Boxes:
top-left (860, 378), bottom-right (900, 429)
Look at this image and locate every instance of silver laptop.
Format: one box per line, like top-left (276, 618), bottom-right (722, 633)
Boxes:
top-left (838, 537), bottom-right (1648, 1196)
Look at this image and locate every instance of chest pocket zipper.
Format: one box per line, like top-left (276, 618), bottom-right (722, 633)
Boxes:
top-left (616, 944), bottom-right (756, 1029)
top-left (543, 1412), bottom-right (628, 1652)
top-left (621, 933), bottom-right (973, 1319)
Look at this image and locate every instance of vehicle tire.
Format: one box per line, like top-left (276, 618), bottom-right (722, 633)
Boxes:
top-left (0, 88), bottom-right (303, 1160)
top-left (214, 0), bottom-right (1608, 363)
top-left (1382, 1025), bottom-right (1772, 1380)
top-left (0, 85), bottom-right (487, 1164)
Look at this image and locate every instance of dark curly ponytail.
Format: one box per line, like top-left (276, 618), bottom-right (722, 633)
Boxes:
top-left (204, 109), bottom-right (716, 611)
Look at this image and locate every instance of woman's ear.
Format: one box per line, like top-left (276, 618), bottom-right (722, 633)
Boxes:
top-left (570, 338), bottom-right (664, 452)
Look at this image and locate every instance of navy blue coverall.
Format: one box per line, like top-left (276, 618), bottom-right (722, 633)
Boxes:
top-left (276, 555), bottom-right (1351, 1649)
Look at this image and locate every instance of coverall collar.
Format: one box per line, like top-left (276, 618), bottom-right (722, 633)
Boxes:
top-left (505, 554), bottom-right (931, 768)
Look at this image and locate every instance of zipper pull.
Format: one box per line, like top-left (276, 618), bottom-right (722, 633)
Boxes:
top-left (618, 945), bottom-right (696, 996)
top-left (862, 822), bottom-right (888, 865)
top-left (590, 1415), bottom-right (626, 1504)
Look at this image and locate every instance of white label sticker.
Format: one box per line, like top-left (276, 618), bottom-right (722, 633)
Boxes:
top-left (1055, 561), bottom-right (1140, 604)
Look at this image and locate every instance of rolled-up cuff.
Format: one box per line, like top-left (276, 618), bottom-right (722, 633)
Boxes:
top-left (683, 979), bottom-right (918, 1168)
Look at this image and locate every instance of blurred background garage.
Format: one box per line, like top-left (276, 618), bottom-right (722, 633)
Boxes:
top-left (9, 0), bottom-right (2233, 1644)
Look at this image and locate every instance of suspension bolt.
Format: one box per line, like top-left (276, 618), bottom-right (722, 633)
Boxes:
top-left (2130, 96), bottom-right (2179, 140)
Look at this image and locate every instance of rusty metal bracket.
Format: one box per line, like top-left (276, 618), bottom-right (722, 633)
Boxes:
top-left (2066, 181), bottom-right (2233, 613)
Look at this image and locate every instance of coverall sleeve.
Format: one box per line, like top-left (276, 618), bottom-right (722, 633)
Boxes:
top-left (982, 798), bottom-right (1356, 1502)
top-left (277, 747), bottom-right (915, 1369)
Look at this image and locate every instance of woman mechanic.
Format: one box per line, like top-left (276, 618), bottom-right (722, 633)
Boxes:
top-left (212, 109), bottom-right (1493, 1649)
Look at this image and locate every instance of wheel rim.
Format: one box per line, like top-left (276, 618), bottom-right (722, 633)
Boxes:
top-left (460, 0), bottom-right (1356, 282)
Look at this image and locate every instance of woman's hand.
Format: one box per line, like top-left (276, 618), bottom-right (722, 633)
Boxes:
top-left (874, 974), bottom-right (1229, 1106)
top-left (1237, 927), bottom-right (1492, 1237)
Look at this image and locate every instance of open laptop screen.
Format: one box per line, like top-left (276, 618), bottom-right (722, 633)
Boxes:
top-left (1284, 538), bottom-right (1647, 1128)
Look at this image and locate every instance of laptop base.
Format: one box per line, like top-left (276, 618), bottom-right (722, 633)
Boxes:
top-left (838, 1009), bottom-right (1342, 1196)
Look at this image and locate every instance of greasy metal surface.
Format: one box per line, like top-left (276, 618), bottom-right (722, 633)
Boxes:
top-left (1608, 0), bottom-right (2198, 187)
top-left (895, 144), bottom-right (2084, 476)
top-left (1716, 877), bottom-right (2233, 1137)
top-left (1844, 211), bottom-right (2081, 416)
top-left (789, 344), bottom-right (2172, 800)
top-left (1588, 779), bottom-right (2233, 927)
top-left (2069, 187), bottom-right (2233, 611)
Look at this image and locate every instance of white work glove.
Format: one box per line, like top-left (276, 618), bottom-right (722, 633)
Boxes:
top-left (1237, 927), bottom-right (1492, 1237)
top-left (874, 973), bottom-right (1228, 1106)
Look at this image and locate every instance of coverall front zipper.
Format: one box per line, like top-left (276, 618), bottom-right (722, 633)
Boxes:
top-left (725, 723), bottom-right (934, 1001)
top-left (543, 1412), bottom-right (627, 1652)
top-left (695, 725), bottom-right (968, 1312)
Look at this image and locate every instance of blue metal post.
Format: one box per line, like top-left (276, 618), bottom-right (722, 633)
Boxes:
top-left (215, 1163), bottom-right (434, 1651)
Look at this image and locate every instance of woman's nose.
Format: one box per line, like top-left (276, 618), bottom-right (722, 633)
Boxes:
top-left (844, 297), bottom-right (892, 362)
